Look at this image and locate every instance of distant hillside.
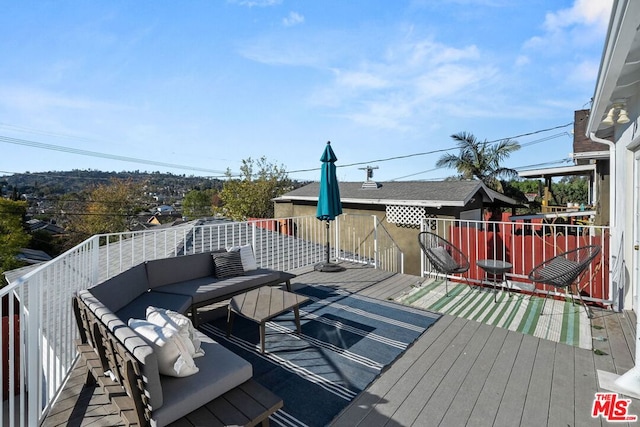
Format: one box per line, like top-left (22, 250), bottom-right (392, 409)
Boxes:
top-left (0, 170), bottom-right (224, 198)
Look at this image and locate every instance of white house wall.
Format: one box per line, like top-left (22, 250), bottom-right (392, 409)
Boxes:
top-left (622, 92), bottom-right (640, 310)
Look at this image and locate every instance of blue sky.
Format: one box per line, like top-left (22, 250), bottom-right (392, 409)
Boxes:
top-left (0, 0), bottom-right (612, 183)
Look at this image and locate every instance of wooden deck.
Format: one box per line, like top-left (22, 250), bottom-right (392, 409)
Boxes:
top-left (43, 262), bottom-right (638, 427)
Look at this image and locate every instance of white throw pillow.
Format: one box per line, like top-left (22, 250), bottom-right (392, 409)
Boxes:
top-left (128, 319), bottom-right (199, 377)
top-left (146, 306), bottom-right (204, 358)
top-left (227, 244), bottom-right (258, 271)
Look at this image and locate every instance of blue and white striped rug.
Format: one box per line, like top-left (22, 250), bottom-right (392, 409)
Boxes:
top-left (395, 279), bottom-right (592, 350)
top-left (199, 285), bottom-right (440, 427)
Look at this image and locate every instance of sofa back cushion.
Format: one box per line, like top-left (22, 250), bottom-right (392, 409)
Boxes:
top-left (146, 251), bottom-right (222, 289)
top-left (77, 290), bottom-right (163, 410)
top-left (89, 264), bottom-right (149, 312)
top-left (227, 244), bottom-right (258, 271)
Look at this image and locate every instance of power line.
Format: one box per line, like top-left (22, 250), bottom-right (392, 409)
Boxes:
top-left (0, 135), bottom-right (229, 175)
top-left (485, 123), bottom-right (572, 143)
top-left (2, 121), bottom-right (574, 179)
top-left (287, 123), bottom-right (574, 176)
top-left (386, 132), bottom-right (571, 181)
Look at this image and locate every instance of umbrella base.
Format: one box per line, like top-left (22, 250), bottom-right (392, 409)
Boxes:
top-left (314, 262), bottom-right (346, 272)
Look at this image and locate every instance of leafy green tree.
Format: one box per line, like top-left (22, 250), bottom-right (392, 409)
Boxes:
top-left (67, 179), bottom-right (147, 236)
top-left (0, 199), bottom-right (31, 276)
top-left (183, 189), bottom-right (215, 218)
top-left (218, 157), bottom-right (291, 221)
top-left (550, 176), bottom-right (589, 206)
top-left (436, 132), bottom-right (521, 192)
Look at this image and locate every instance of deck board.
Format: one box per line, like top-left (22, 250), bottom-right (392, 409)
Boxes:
top-left (439, 325), bottom-right (509, 427)
top-left (43, 262), bottom-right (640, 427)
top-left (468, 331), bottom-right (523, 427)
top-left (493, 333), bottom-right (537, 427)
top-left (412, 321), bottom-right (495, 426)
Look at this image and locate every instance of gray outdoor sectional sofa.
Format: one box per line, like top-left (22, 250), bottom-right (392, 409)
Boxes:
top-left (74, 249), bottom-right (293, 426)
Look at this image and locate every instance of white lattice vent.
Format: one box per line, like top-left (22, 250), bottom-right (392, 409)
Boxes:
top-left (386, 205), bottom-right (426, 226)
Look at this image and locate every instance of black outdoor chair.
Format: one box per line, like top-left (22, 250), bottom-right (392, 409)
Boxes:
top-left (528, 245), bottom-right (601, 318)
top-left (418, 231), bottom-right (470, 296)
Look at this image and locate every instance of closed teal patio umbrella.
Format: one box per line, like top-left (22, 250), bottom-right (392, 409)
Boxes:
top-left (315, 141), bottom-right (345, 272)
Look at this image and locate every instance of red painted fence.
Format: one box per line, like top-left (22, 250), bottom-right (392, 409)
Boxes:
top-left (445, 220), bottom-right (610, 304)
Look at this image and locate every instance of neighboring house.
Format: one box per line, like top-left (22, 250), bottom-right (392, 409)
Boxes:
top-left (274, 180), bottom-right (520, 276)
top-left (585, 0), bottom-right (640, 396)
top-left (26, 218), bottom-right (66, 235)
top-left (16, 248), bottom-right (52, 265)
top-left (156, 204), bottom-right (175, 214)
top-left (518, 109), bottom-right (611, 227)
top-left (129, 212), bottom-right (186, 230)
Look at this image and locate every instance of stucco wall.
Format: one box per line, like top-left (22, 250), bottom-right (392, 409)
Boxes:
top-left (274, 200), bottom-right (481, 276)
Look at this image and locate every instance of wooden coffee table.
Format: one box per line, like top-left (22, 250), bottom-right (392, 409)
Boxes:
top-left (226, 287), bottom-right (309, 353)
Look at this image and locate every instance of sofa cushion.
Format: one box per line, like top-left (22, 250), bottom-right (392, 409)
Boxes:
top-left (152, 268), bottom-right (282, 304)
top-left (77, 290), bottom-right (164, 410)
top-left (227, 244), bottom-right (258, 271)
top-left (150, 332), bottom-right (253, 427)
top-left (212, 251), bottom-right (245, 278)
top-left (128, 319), bottom-right (199, 378)
top-left (115, 291), bottom-right (192, 323)
top-left (146, 306), bottom-right (204, 358)
top-left (145, 251), bottom-right (223, 289)
top-left (89, 264), bottom-right (149, 312)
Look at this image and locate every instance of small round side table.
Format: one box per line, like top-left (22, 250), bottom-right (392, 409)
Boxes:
top-left (476, 259), bottom-right (513, 302)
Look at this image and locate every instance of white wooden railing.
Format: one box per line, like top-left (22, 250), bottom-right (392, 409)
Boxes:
top-left (420, 217), bottom-right (611, 306)
top-left (0, 214), bottom-right (401, 426)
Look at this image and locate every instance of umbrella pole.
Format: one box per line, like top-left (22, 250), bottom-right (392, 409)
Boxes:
top-left (325, 220), bottom-right (331, 264)
top-left (314, 220), bottom-right (345, 272)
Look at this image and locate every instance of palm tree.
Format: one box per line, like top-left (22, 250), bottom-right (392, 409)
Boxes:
top-left (436, 131), bottom-right (521, 193)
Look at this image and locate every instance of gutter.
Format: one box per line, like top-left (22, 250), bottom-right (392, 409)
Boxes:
top-left (589, 133), bottom-right (615, 231)
top-left (589, 132), bottom-right (618, 314)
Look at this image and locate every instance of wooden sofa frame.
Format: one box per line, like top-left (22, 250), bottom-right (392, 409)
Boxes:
top-left (73, 295), bottom-right (283, 427)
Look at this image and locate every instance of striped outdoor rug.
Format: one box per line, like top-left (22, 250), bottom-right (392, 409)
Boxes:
top-left (200, 284), bottom-right (440, 427)
top-left (395, 278), bottom-right (592, 350)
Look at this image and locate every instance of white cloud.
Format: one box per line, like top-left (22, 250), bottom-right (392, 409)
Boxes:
top-left (515, 55), bottom-right (530, 67)
top-left (334, 70), bottom-right (388, 90)
top-left (283, 12), bottom-right (304, 27)
top-left (543, 0), bottom-right (612, 32)
top-left (311, 37), bottom-right (499, 130)
top-left (520, 0), bottom-right (612, 93)
top-left (0, 85), bottom-right (125, 112)
top-left (565, 59), bottom-right (600, 84)
top-left (524, 0), bottom-right (612, 51)
top-left (238, 38), bottom-right (323, 67)
top-left (227, 0), bottom-right (282, 7)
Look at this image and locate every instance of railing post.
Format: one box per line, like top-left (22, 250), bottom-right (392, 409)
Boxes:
top-left (27, 276), bottom-right (40, 426)
top-left (373, 215), bottom-right (379, 269)
top-left (251, 221), bottom-right (257, 265)
top-left (91, 235), bottom-right (100, 287)
top-left (420, 220), bottom-right (425, 278)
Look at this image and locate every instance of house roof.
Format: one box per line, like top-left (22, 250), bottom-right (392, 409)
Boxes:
top-left (17, 248), bottom-right (53, 264)
top-left (275, 180), bottom-right (519, 208)
top-left (518, 163), bottom-right (597, 179)
top-left (26, 218), bottom-right (66, 234)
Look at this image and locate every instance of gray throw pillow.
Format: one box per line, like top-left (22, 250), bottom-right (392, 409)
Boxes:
top-left (212, 251), bottom-right (245, 279)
